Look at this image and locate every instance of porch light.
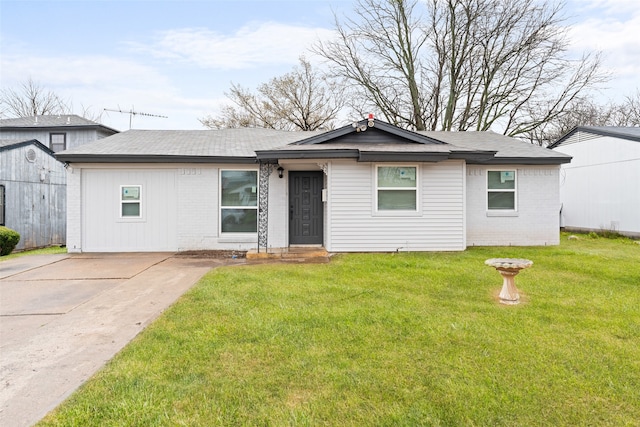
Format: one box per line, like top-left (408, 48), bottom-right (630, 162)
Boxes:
top-left (277, 166), bottom-right (284, 178)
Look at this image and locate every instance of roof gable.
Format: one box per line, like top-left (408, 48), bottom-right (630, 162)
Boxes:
top-left (293, 119), bottom-right (446, 146)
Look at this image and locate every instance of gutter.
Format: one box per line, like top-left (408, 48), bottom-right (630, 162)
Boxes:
top-left (55, 154), bottom-right (259, 164)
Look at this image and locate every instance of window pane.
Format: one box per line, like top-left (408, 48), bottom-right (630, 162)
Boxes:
top-left (488, 192), bottom-right (515, 210)
top-left (221, 208), bottom-right (257, 232)
top-left (221, 171), bottom-right (257, 206)
top-left (50, 133), bottom-right (66, 152)
top-left (378, 190), bottom-right (416, 210)
top-left (122, 186), bottom-right (140, 200)
top-left (378, 167), bottom-right (416, 188)
top-left (122, 203), bottom-right (140, 217)
top-left (488, 171), bottom-right (515, 189)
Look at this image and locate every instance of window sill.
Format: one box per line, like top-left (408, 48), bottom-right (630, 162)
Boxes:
top-left (373, 210), bottom-right (421, 217)
top-left (116, 218), bottom-right (146, 223)
top-left (219, 234), bottom-right (257, 243)
top-left (486, 210), bottom-right (518, 217)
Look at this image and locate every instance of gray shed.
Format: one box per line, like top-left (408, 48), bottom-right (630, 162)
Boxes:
top-left (0, 139), bottom-right (66, 251)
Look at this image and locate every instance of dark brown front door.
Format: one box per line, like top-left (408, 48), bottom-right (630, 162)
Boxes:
top-left (289, 171), bottom-right (323, 245)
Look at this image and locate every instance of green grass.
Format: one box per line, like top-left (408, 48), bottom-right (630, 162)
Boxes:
top-left (38, 234), bottom-right (640, 426)
top-left (0, 245), bottom-right (67, 261)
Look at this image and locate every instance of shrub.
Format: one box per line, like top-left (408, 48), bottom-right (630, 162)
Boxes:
top-left (0, 226), bottom-right (20, 256)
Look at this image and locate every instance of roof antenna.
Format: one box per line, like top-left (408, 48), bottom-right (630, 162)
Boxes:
top-left (103, 106), bottom-right (168, 129)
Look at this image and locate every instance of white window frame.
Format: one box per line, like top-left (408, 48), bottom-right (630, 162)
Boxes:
top-left (374, 164), bottom-right (420, 216)
top-left (119, 185), bottom-right (143, 220)
top-left (50, 133), bottom-right (66, 152)
top-left (219, 169), bottom-right (259, 234)
top-left (486, 170), bottom-right (517, 214)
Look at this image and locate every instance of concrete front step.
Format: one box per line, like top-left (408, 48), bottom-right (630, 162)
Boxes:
top-left (246, 247), bottom-right (330, 263)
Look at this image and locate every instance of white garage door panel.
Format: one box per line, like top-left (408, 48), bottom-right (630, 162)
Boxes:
top-left (82, 169), bottom-right (178, 252)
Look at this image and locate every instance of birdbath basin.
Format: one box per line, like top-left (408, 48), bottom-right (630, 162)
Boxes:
top-left (485, 258), bottom-right (533, 305)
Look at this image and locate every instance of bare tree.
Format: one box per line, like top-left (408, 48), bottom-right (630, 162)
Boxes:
top-left (200, 57), bottom-right (345, 131)
top-left (0, 77), bottom-right (70, 118)
top-left (77, 104), bottom-right (104, 123)
top-left (314, 0), bottom-right (608, 137)
top-left (529, 90), bottom-right (640, 145)
top-left (622, 90), bottom-right (640, 124)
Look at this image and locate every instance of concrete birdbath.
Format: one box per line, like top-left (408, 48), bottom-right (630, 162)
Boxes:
top-left (485, 258), bottom-right (533, 305)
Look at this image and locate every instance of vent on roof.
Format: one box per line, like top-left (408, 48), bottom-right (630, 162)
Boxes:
top-left (26, 148), bottom-right (36, 162)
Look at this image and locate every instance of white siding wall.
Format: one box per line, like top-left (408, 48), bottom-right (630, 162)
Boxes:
top-left (554, 136), bottom-right (640, 236)
top-left (466, 165), bottom-right (561, 246)
top-left (82, 168), bottom-right (179, 251)
top-left (68, 164), bottom-right (262, 253)
top-left (327, 160), bottom-right (466, 252)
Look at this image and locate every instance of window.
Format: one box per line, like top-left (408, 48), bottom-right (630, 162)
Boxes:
top-left (0, 185), bottom-right (5, 225)
top-left (220, 170), bottom-right (258, 233)
top-left (376, 166), bottom-right (417, 211)
top-left (120, 185), bottom-right (142, 218)
top-left (50, 133), bottom-right (66, 152)
top-left (487, 170), bottom-right (516, 210)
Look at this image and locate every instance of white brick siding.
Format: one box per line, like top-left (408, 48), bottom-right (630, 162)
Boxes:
top-left (68, 164), bottom-right (263, 252)
top-left (67, 161), bottom-right (562, 252)
top-left (466, 165), bottom-right (561, 246)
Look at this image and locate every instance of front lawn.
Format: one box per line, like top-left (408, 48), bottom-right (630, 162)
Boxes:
top-left (0, 245), bottom-right (66, 260)
top-left (39, 234), bottom-right (640, 426)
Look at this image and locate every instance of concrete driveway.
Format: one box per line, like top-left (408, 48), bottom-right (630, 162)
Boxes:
top-left (0, 252), bottom-right (243, 427)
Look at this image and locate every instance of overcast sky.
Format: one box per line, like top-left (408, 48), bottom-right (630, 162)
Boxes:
top-left (1, 0), bottom-right (638, 131)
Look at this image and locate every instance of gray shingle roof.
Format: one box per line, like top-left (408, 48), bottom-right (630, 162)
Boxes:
top-left (419, 131), bottom-right (569, 161)
top-left (55, 123), bottom-right (570, 165)
top-left (56, 128), bottom-right (318, 161)
top-left (0, 114), bottom-right (119, 133)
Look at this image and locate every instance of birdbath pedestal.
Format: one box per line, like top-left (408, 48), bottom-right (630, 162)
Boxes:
top-left (485, 258), bottom-right (533, 305)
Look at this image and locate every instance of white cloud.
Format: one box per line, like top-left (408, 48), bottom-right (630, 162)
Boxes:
top-left (127, 22), bottom-right (336, 69)
top-left (0, 52), bottom-right (211, 129)
top-left (566, 0), bottom-right (640, 99)
top-left (1, 53), bottom-right (171, 88)
top-left (574, 0), bottom-right (640, 14)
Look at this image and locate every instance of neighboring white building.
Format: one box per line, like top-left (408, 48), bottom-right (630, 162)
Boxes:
top-left (550, 126), bottom-right (640, 238)
top-left (56, 120), bottom-right (571, 253)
